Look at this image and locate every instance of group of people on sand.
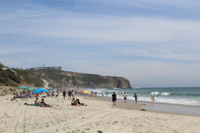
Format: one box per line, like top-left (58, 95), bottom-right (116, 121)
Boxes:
top-left (90, 91), bottom-right (98, 97)
top-left (90, 91), bottom-right (111, 97)
top-left (63, 90), bottom-right (88, 106)
top-left (63, 90), bottom-right (75, 100)
top-left (111, 92), bottom-right (138, 105)
top-left (32, 89), bottom-right (84, 107)
top-left (14, 91), bottom-right (34, 99)
top-left (71, 98), bottom-right (87, 106)
top-left (34, 97), bottom-right (53, 107)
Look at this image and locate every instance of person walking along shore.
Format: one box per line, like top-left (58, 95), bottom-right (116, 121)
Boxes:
top-left (112, 92), bottom-right (117, 105)
top-left (133, 93), bottom-right (138, 104)
top-left (124, 92), bottom-right (127, 103)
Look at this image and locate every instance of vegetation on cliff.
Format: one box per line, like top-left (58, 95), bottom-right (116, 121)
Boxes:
top-left (34, 69), bottom-right (131, 88)
top-left (0, 64), bottom-right (44, 87)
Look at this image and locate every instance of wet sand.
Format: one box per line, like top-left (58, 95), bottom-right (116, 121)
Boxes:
top-left (90, 95), bottom-right (200, 116)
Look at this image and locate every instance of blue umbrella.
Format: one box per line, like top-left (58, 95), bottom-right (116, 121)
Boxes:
top-left (33, 88), bottom-right (49, 93)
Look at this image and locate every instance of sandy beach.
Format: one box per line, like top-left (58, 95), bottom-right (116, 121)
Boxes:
top-left (0, 94), bottom-right (200, 133)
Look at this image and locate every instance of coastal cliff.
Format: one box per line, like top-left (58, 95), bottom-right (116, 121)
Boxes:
top-left (35, 69), bottom-right (131, 89)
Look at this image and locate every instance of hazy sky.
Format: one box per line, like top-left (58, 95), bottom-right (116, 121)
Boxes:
top-left (0, 0), bottom-right (200, 87)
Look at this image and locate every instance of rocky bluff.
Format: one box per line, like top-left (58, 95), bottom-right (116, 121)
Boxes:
top-left (36, 69), bottom-right (131, 89)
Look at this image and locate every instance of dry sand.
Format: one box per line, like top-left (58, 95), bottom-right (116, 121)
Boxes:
top-left (0, 94), bottom-right (200, 133)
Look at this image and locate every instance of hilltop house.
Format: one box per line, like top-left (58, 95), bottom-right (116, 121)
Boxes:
top-left (30, 66), bottom-right (62, 70)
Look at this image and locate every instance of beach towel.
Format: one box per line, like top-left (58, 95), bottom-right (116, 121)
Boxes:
top-left (67, 104), bottom-right (85, 106)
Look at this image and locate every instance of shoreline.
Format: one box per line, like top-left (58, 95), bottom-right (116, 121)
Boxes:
top-left (78, 94), bottom-right (200, 116)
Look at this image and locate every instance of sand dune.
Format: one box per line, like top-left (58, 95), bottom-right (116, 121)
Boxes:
top-left (0, 94), bottom-right (200, 133)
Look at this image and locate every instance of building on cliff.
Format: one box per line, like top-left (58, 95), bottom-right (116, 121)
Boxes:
top-left (30, 66), bottom-right (62, 70)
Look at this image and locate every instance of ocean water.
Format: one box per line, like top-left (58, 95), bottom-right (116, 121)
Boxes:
top-left (85, 87), bottom-right (200, 106)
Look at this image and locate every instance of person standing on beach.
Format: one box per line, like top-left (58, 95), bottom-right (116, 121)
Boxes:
top-left (133, 93), bottom-right (138, 104)
top-left (63, 90), bottom-right (66, 100)
top-left (71, 90), bottom-right (75, 98)
top-left (151, 95), bottom-right (155, 102)
top-left (124, 92), bottom-right (127, 103)
top-left (153, 95), bottom-right (155, 102)
top-left (112, 92), bottom-right (117, 105)
top-left (68, 90), bottom-right (71, 100)
top-left (102, 91), bottom-right (104, 97)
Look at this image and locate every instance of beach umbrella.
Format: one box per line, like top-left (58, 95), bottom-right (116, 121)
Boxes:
top-left (18, 86), bottom-right (28, 89)
top-left (25, 87), bottom-right (35, 91)
top-left (79, 90), bottom-right (91, 95)
top-left (33, 88), bottom-right (49, 93)
top-left (17, 84), bottom-right (28, 87)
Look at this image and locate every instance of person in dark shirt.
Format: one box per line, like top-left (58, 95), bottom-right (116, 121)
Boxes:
top-left (133, 93), bottom-right (138, 104)
top-left (63, 90), bottom-right (66, 100)
top-left (40, 99), bottom-right (52, 107)
top-left (68, 90), bottom-right (71, 100)
top-left (112, 92), bottom-right (117, 105)
top-left (76, 99), bottom-right (87, 106)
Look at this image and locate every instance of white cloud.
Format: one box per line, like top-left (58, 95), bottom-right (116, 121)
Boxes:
top-left (1, 9), bottom-right (200, 43)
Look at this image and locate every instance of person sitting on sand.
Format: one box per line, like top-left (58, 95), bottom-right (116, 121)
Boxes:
top-left (71, 98), bottom-right (77, 106)
top-left (35, 98), bottom-right (40, 106)
top-left (40, 99), bottom-right (52, 107)
top-left (76, 99), bottom-right (87, 106)
top-left (15, 92), bottom-right (19, 98)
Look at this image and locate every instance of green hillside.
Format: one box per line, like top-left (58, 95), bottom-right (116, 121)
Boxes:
top-left (0, 64), bottom-right (44, 87)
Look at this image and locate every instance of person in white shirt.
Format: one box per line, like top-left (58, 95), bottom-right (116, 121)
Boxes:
top-left (124, 92), bottom-right (127, 103)
top-left (102, 91), bottom-right (104, 97)
top-left (71, 90), bottom-right (75, 98)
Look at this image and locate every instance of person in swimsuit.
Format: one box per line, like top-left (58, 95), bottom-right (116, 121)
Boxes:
top-left (124, 92), bottom-right (127, 103)
top-left (34, 98), bottom-right (40, 106)
top-left (133, 93), bottom-right (138, 104)
top-left (112, 92), bottom-right (117, 105)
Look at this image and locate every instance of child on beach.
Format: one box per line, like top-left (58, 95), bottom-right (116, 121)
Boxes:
top-left (151, 95), bottom-right (155, 102)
